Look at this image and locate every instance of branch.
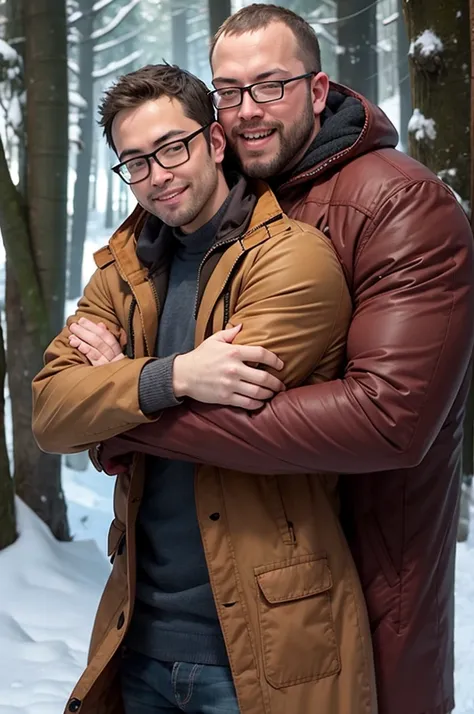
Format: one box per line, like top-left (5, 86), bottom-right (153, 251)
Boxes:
top-left (93, 49), bottom-right (142, 79)
top-left (94, 26), bottom-right (142, 53)
top-left (68, 59), bottom-right (80, 75)
top-left (0, 136), bottom-right (50, 346)
top-left (90, 0), bottom-right (141, 40)
top-left (68, 0), bottom-right (116, 26)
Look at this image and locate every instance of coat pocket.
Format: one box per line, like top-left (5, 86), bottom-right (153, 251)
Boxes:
top-left (255, 554), bottom-right (340, 689)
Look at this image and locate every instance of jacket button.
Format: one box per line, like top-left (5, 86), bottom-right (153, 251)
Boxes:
top-left (117, 612), bottom-right (125, 630)
top-left (68, 699), bottom-right (82, 713)
top-left (209, 512), bottom-right (220, 521)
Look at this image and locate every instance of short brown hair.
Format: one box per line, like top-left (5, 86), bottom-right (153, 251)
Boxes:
top-left (210, 4), bottom-right (321, 74)
top-left (98, 64), bottom-right (215, 153)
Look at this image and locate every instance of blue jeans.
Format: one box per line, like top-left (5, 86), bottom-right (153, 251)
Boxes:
top-left (121, 649), bottom-right (240, 714)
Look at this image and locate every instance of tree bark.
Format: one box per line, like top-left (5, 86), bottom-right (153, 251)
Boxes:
top-left (208, 0), bottom-right (231, 38)
top-left (337, 0), bottom-right (378, 104)
top-left (403, 0), bottom-right (470, 202)
top-left (172, 8), bottom-right (188, 68)
top-left (9, 0), bottom-right (70, 540)
top-left (68, 0), bottom-right (95, 299)
top-left (397, 0), bottom-right (412, 151)
top-left (0, 311), bottom-right (16, 551)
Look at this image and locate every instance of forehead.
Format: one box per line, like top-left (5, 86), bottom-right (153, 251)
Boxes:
top-left (112, 96), bottom-right (198, 153)
top-left (212, 23), bottom-right (303, 82)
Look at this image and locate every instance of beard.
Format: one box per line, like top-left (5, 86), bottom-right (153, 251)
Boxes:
top-left (229, 92), bottom-right (315, 179)
top-left (146, 155), bottom-right (218, 229)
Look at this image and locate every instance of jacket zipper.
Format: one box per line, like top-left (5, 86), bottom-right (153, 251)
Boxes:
top-left (223, 290), bottom-right (231, 327)
top-left (127, 297), bottom-right (137, 359)
top-left (193, 213), bottom-right (283, 320)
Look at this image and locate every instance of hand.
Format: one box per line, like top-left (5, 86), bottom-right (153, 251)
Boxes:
top-left (69, 317), bottom-right (125, 366)
top-left (173, 324), bottom-right (285, 410)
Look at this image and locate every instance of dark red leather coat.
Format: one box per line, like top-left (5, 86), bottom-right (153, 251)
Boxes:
top-left (102, 84), bottom-right (474, 714)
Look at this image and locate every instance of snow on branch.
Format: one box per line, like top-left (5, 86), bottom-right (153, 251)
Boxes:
top-left (69, 90), bottom-right (88, 110)
top-left (91, 0), bottom-right (141, 40)
top-left (93, 49), bottom-right (142, 79)
top-left (408, 108), bottom-right (437, 142)
top-left (94, 27), bottom-right (142, 53)
top-left (409, 30), bottom-right (444, 73)
top-left (68, 59), bottom-right (80, 75)
top-left (0, 39), bottom-right (19, 64)
top-left (409, 30), bottom-right (444, 58)
top-left (68, 0), bottom-right (116, 26)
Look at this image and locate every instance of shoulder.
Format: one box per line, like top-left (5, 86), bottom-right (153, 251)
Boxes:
top-left (256, 218), bottom-right (345, 287)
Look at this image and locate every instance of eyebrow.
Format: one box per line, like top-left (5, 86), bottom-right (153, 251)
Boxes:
top-left (212, 67), bottom-right (290, 86)
top-left (118, 129), bottom-right (187, 161)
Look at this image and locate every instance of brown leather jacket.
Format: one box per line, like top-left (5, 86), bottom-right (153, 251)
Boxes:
top-left (100, 84), bottom-right (474, 714)
top-left (33, 182), bottom-right (379, 714)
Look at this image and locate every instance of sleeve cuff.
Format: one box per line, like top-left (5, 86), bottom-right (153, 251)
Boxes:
top-left (138, 355), bottom-right (182, 415)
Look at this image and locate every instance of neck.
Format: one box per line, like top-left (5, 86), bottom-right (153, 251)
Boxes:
top-left (180, 172), bottom-right (230, 234)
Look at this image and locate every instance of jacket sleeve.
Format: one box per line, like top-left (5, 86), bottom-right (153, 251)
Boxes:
top-left (32, 266), bottom-right (157, 455)
top-left (228, 226), bottom-right (351, 388)
top-left (101, 180), bottom-right (474, 474)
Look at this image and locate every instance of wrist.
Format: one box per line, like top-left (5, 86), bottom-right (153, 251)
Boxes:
top-left (172, 353), bottom-right (190, 398)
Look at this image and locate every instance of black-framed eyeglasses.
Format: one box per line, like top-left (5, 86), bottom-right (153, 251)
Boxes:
top-left (112, 123), bottom-right (211, 185)
top-left (209, 72), bottom-right (315, 110)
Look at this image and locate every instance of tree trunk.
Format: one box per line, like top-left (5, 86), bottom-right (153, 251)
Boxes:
top-left (403, 0), bottom-right (470, 202)
top-left (397, 0), bottom-right (411, 151)
top-left (337, 0), bottom-right (378, 104)
top-left (8, 0), bottom-right (70, 540)
top-left (172, 8), bottom-right (188, 68)
top-left (68, 0), bottom-right (94, 299)
top-left (105, 156), bottom-right (115, 229)
top-left (0, 311), bottom-right (16, 551)
top-left (208, 0), bottom-right (231, 37)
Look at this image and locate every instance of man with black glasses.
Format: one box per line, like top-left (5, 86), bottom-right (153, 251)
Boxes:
top-left (33, 64), bottom-right (374, 714)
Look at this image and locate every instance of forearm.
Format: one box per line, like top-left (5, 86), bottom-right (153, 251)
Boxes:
top-left (33, 356), bottom-right (157, 454)
top-left (101, 374), bottom-right (449, 474)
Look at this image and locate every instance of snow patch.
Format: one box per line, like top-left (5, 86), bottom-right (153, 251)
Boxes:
top-left (409, 30), bottom-right (444, 58)
top-left (0, 39), bottom-right (18, 63)
top-left (408, 108), bottom-right (437, 142)
top-left (0, 499), bottom-right (110, 713)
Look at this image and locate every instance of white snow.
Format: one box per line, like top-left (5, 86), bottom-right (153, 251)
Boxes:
top-left (0, 498), bottom-right (111, 714)
top-left (408, 108), bottom-right (437, 142)
top-left (68, 91), bottom-right (87, 111)
top-left (409, 29), bottom-right (444, 58)
top-left (90, 0), bottom-right (141, 41)
top-left (93, 49), bottom-right (142, 80)
top-left (0, 39), bottom-right (18, 63)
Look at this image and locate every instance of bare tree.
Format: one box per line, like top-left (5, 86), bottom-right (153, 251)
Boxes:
top-left (0, 311), bottom-right (15, 550)
top-left (67, 0), bottom-right (142, 299)
top-left (337, 0), bottom-right (378, 104)
top-left (403, 0), bottom-right (470, 204)
top-left (209, 0), bottom-right (231, 36)
top-left (0, 0), bottom-right (70, 540)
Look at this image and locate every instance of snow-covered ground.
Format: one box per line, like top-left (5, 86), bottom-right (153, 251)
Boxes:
top-left (0, 95), bottom-right (473, 713)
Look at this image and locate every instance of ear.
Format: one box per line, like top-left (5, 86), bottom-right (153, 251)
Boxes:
top-left (209, 121), bottom-right (226, 164)
top-left (311, 72), bottom-right (330, 117)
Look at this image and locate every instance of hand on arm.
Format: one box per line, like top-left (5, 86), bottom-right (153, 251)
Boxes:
top-left (98, 182), bottom-right (474, 475)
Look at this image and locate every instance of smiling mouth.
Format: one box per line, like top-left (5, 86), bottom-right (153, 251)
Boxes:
top-left (239, 129), bottom-right (276, 141)
top-left (154, 187), bottom-right (187, 202)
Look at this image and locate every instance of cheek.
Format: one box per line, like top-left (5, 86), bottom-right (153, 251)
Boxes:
top-left (218, 110), bottom-right (238, 136)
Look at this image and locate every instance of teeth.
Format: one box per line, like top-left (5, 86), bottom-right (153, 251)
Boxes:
top-left (159, 191), bottom-right (181, 200)
top-left (242, 130), bottom-right (273, 140)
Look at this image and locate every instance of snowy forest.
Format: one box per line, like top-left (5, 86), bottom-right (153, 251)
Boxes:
top-left (0, 0), bottom-right (473, 712)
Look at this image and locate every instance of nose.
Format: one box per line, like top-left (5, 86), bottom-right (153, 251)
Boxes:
top-left (149, 157), bottom-right (173, 187)
top-left (237, 90), bottom-right (265, 122)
